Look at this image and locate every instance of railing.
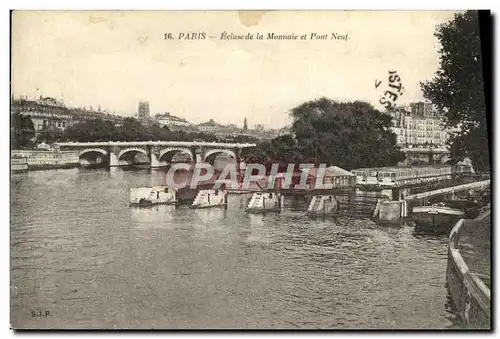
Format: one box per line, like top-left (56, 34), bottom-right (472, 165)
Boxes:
top-left (405, 180), bottom-right (490, 200)
top-left (401, 147), bottom-right (448, 152)
top-left (55, 141), bottom-right (257, 148)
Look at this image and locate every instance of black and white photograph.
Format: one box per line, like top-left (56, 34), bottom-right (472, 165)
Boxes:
top-left (9, 9), bottom-right (491, 330)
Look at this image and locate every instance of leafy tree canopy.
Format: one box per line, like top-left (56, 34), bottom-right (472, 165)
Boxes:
top-left (11, 113), bottom-right (35, 148)
top-left (244, 98), bottom-right (405, 170)
top-left (420, 10), bottom-right (489, 171)
top-left (55, 117), bottom-right (220, 143)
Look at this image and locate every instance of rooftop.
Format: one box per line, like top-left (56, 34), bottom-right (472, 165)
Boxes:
top-left (302, 166), bottom-right (355, 177)
top-left (11, 97), bottom-right (124, 121)
top-left (197, 119), bottom-right (225, 127)
top-left (154, 112), bottom-right (189, 123)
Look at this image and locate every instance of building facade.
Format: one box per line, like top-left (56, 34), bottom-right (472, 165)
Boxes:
top-left (154, 112), bottom-right (190, 129)
top-left (194, 119), bottom-right (286, 140)
top-left (196, 119), bottom-right (225, 132)
top-left (388, 103), bottom-right (456, 147)
top-left (409, 101), bottom-right (438, 118)
top-left (11, 96), bottom-right (123, 139)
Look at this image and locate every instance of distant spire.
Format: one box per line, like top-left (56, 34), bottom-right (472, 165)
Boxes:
top-left (243, 117), bottom-right (248, 131)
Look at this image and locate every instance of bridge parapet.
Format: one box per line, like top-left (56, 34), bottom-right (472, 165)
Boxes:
top-left (55, 141), bottom-right (256, 148)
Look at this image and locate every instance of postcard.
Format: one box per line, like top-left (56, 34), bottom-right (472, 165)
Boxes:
top-left (10, 10), bottom-right (491, 330)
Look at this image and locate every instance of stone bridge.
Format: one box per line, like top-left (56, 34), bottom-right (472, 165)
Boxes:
top-left (55, 141), bottom-right (256, 168)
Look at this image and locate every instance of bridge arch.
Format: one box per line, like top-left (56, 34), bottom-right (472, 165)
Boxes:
top-left (78, 148), bottom-right (109, 166)
top-left (159, 148), bottom-right (193, 163)
top-left (78, 148), bottom-right (108, 158)
top-left (117, 147), bottom-right (149, 160)
top-left (203, 149), bottom-right (237, 165)
top-left (117, 147), bottom-right (150, 166)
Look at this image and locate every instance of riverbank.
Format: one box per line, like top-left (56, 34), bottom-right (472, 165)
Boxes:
top-left (446, 206), bottom-right (490, 329)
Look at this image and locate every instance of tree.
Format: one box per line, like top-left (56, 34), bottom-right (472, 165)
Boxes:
top-left (420, 10), bottom-right (490, 172)
top-left (37, 125), bottom-right (63, 144)
top-left (192, 132), bottom-right (218, 142)
top-left (242, 134), bottom-right (304, 170)
top-left (222, 134), bottom-right (259, 144)
top-left (11, 113), bottom-right (35, 149)
top-left (62, 118), bottom-right (118, 142)
top-left (289, 98), bottom-right (405, 169)
top-left (243, 99), bottom-right (405, 171)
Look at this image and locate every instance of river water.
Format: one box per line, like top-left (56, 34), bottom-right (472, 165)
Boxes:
top-left (10, 167), bottom-right (457, 329)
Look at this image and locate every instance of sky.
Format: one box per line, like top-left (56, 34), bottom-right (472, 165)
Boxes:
top-left (11, 10), bottom-right (459, 128)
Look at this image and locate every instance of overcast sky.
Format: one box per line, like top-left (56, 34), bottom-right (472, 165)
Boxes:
top-left (11, 10), bottom-right (459, 128)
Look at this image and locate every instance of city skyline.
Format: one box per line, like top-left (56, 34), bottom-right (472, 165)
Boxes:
top-left (12, 11), bottom-right (459, 128)
top-left (12, 92), bottom-right (441, 133)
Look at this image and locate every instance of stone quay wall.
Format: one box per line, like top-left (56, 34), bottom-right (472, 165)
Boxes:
top-left (446, 212), bottom-right (491, 329)
top-left (11, 150), bottom-right (80, 170)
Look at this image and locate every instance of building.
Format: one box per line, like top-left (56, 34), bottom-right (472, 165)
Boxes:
top-left (11, 96), bottom-right (123, 139)
top-left (138, 101), bottom-right (150, 123)
top-left (195, 119), bottom-right (287, 141)
top-left (272, 165), bottom-right (356, 190)
top-left (387, 102), bottom-right (457, 148)
top-left (253, 124), bottom-right (265, 132)
top-left (196, 119), bottom-right (225, 133)
top-left (154, 112), bottom-right (190, 129)
top-left (302, 166), bottom-right (357, 189)
top-left (410, 101), bottom-right (438, 119)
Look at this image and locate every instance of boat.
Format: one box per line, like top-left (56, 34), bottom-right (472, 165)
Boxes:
top-left (306, 195), bottom-right (340, 218)
top-left (129, 186), bottom-right (177, 207)
top-left (442, 198), bottom-right (486, 219)
top-left (245, 192), bottom-right (283, 214)
top-left (412, 203), bottom-right (465, 234)
top-left (190, 189), bottom-right (228, 209)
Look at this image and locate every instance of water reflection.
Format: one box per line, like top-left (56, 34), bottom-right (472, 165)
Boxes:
top-left (11, 168), bottom-right (455, 329)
